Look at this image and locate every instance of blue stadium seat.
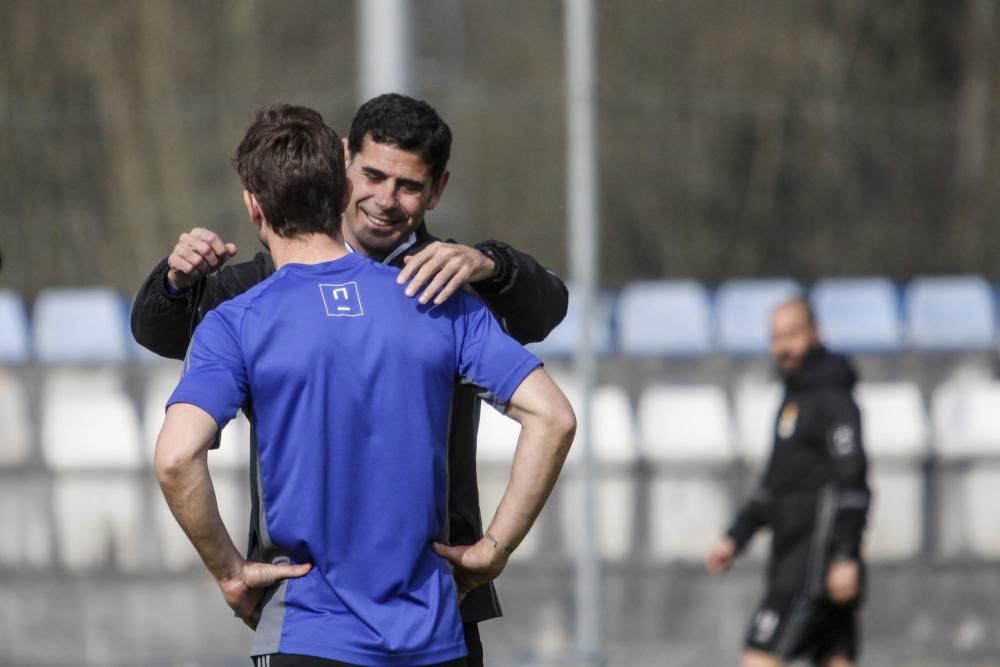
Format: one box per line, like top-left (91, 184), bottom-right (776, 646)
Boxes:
top-left (617, 280), bottom-right (712, 356)
top-left (715, 279), bottom-right (801, 354)
top-left (0, 290), bottom-right (30, 363)
top-left (811, 278), bottom-right (901, 353)
top-left (32, 288), bottom-right (131, 363)
top-left (528, 286), bottom-right (615, 359)
top-left (905, 277), bottom-right (995, 350)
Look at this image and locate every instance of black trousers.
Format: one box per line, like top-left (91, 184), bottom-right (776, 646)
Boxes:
top-left (253, 622), bottom-right (483, 667)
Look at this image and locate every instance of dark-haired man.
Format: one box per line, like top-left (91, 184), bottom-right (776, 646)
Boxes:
top-left (154, 104), bottom-right (575, 667)
top-left (705, 297), bottom-right (870, 667)
top-left (133, 94), bottom-right (568, 665)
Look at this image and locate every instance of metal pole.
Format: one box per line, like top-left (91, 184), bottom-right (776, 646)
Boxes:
top-left (357, 0), bottom-right (411, 103)
top-left (565, 0), bottom-right (603, 665)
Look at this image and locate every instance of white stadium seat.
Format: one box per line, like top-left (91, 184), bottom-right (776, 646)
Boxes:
top-left (0, 370), bottom-right (32, 466)
top-left (930, 380), bottom-right (1000, 458)
top-left (52, 474), bottom-right (143, 572)
top-left (0, 478), bottom-right (52, 568)
top-left (856, 382), bottom-right (928, 460)
top-left (559, 385), bottom-right (638, 562)
top-left (930, 380), bottom-right (1000, 558)
top-left (855, 382), bottom-right (928, 561)
top-left (41, 376), bottom-right (142, 470)
top-left (733, 380), bottom-right (783, 464)
top-left (638, 384), bottom-right (735, 563)
top-left (638, 384), bottom-right (734, 463)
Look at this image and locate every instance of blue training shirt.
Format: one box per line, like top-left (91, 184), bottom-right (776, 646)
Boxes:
top-left (167, 252), bottom-right (541, 666)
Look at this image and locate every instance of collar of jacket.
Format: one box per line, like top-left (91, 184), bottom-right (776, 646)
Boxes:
top-left (782, 345), bottom-right (858, 393)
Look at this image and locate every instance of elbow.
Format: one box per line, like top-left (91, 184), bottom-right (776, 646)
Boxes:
top-left (552, 403), bottom-right (577, 459)
top-left (154, 439), bottom-right (195, 488)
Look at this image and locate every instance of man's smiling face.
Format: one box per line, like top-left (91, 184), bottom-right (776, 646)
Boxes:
top-left (342, 134), bottom-right (449, 261)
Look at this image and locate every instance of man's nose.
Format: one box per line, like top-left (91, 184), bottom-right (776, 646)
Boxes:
top-left (373, 182), bottom-right (399, 210)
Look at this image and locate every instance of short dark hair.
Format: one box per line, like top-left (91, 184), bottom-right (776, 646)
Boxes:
top-left (233, 104), bottom-right (347, 239)
top-left (347, 94), bottom-right (452, 183)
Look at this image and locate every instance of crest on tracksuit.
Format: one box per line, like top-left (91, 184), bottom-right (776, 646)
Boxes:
top-left (778, 402), bottom-right (799, 439)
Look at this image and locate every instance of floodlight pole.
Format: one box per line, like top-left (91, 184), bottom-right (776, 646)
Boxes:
top-left (357, 0), bottom-right (411, 102)
top-left (565, 1), bottom-right (604, 666)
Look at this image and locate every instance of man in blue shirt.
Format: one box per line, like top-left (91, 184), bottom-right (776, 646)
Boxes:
top-left (154, 105), bottom-right (576, 667)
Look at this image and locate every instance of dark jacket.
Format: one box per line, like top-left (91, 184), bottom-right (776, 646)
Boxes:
top-left (131, 227), bottom-right (568, 623)
top-left (727, 347), bottom-right (871, 599)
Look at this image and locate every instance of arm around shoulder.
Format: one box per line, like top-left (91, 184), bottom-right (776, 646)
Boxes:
top-left (472, 240), bottom-right (569, 345)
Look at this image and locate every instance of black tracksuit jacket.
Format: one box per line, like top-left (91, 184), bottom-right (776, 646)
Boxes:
top-left (131, 227), bottom-right (568, 623)
top-left (727, 347), bottom-right (871, 600)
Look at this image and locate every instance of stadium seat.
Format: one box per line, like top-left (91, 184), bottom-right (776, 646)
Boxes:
top-left (715, 279), bottom-right (801, 355)
top-left (811, 278), bottom-right (902, 352)
top-left (41, 377), bottom-right (142, 469)
top-left (0, 370), bottom-right (32, 465)
top-left (0, 477), bottom-right (52, 568)
top-left (617, 280), bottom-right (712, 356)
top-left (856, 382), bottom-right (928, 460)
top-left (732, 380), bottom-right (783, 464)
top-left (559, 385), bottom-right (638, 562)
top-left (905, 277), bottom-right (996, 350)
top-left (638, 384), bottom-right (734, 462)
top-left (528, 286), bottom-right (615, 359)
top-left (33, 287), bottom-right (131, 363)
top-left (0, 290), bottom-right (30, 363)
top-left (638, 384), bottom-right (735, 563)
top-left (52, 474), bottom-right (143, 571)
top-left (959, 466), bottom-right (1000, 558)
top-left (929, 380), bottom-right (1000, 558)
top-left (854, 382), bottom-right (928, 561)
top-left (929, 380), bottom-right (1000, 458)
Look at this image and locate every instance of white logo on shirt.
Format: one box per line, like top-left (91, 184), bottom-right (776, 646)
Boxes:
top-left (753, 608), bottom-right (781, 643)
top-left (831, 424), bottom-right (856, 456)
top-left (319, 282), bottom-right (364, 317)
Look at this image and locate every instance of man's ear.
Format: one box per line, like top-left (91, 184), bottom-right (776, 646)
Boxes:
top-left (339, 178), bottom-right (353, 214)
top-left (342, 137), bottom-right (352, 169)
top-left (425, 170), bottom-right (450, 211)
top-left (243, 191), bottom-right (264, 230)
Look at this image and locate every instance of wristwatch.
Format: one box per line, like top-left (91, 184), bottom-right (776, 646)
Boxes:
top-left (474, 240), bottom-right (514, 292)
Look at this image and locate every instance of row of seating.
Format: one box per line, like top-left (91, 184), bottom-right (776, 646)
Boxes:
top-left (477, 375), bottom-right (1000, 565)
top-left (2, 366), bottom-right (996, 470)
top-left (0, 363), bottom-right (995, 570)
top-left (532, 276), bottom-right (998, 357)
top-left (2, 365), bottom-right (996, 470)
top-left (1, 276), bottom-right (998, 362)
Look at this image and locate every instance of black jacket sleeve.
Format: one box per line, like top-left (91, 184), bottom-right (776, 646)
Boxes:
top-left (823, 391), bottom-right (871, 561)
top-left (470, 240), bottom-right (568, 345)
top-left (727, 485), bottom-right (771, 554)
top-left (130, 253), bottom-right (274, 360)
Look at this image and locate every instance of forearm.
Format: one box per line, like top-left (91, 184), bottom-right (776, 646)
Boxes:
top-left (472, 241), bottom-right (568, 345)
top-left (131, 258), bottom-right (199, 360)
top-left (156, 448), bottom-right (242, 581)
top-left (727, 488), bottom-right (769, 552)
top-left (486, 414), bottom-right (574, 554)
